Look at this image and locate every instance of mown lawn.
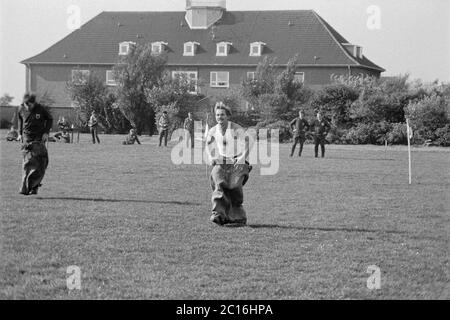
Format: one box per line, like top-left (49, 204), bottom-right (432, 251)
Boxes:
top-left (0, 131), bottom-right (448, 299)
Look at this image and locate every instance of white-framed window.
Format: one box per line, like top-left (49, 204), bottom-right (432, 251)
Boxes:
top-left (183, 41), bottom-right (199, 56)
top-left (106, 70), bottom-right (117, 86)
top-left (151, 41), bottom-right (168, 55)
top-left (172, 71), bottom-right (198, 94)
top-left (294, 72), bottom-right (305, 84)
top-left (119, 42), bottom-right (136, 55)
top-left (247, 71), bottom-right (256, 81)
top-left (249, 42), bottom-right (266, 56)
top-left (216, 42), bottom-right (232, 56)
top-left (210, 71), bottom-right (229, 88)
top-left (71, 69), bottom-right (90, 85)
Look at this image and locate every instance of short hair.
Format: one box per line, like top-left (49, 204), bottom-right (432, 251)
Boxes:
top-left (214, 101), bottom-right (231, 116)
top-left (23, 93), bottom-right (36, 104)
top-left (162, 111), bottom-right (168, 114)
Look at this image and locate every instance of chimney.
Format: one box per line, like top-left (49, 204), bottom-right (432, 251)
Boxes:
top-left (185, 0), bottom-right (226, 29)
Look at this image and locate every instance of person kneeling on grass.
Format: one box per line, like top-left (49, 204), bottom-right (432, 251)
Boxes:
top-left (6, 126), bottom-right (19, 141)
top-left (205, 102), bottom-right (253, 226)
top-left (122, 128), bottom-right (141, 145)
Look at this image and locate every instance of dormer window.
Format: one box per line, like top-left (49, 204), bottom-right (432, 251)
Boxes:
top-left (216, 42), bottom-right (232, 56)
top-left (184, 41), bottom-right (199, 56)
top-left (355, 46), bottom-right (363, 59)
top-left (342, 43), bottom-right (363, 59)
top-left (250, 42), bottom-right (266, 56)
top-left (119, 42), bottom-right (136, 55)
top-left (151, 41), bottom-right (168, 55)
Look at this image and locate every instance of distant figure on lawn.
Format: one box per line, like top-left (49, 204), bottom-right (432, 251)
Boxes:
top-left (310, 111), bottom-right (331, 158)
top-left (158, 111), bottom-right (170, 147)
top-left (5, 126), bottom-right (19, 141)
top-left (290, 110), bottom-right (310, 157)
top-left (122, 128), bottom-right (141, 145)
top-left (184, 112), bottom-right (195, 148)
top-left (205, 102), bottom-right (252, 226)
top-left (17, 93), bottom-right (53, 195)
top-left (88, 111), bottom-right (100, 144)
top-left (54, 116), bottom-right (71, 143)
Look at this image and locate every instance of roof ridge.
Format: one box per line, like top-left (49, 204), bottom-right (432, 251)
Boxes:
top-left (310, 10), bottom-right (359, 66)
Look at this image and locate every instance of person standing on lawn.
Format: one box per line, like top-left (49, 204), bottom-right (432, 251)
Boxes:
top-left (17, 93), bottom-right (53, 195)
top-left (310, 111), bottom-right (331, 158)
top-left (184, 112), bottom-right (195, 149)
top-left (158, 111), bottom-right (170, 147)
top-left (289, 110), bottom-right (310, 157)
top-left (88, 110), bottom-right (100, 144)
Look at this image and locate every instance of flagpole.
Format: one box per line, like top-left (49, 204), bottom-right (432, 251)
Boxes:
top-left (406, 118), bottom-right (412, 185)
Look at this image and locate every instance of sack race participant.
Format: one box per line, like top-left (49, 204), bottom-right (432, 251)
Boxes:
top-left (6, 126), bottom-right (19, 142)
top-left (205, 102), bottom-right (252, 226)
top-left (17, 93), bottom-right (53, 195)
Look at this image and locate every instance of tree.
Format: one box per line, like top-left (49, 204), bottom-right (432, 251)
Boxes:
top-left (66, 72), bottom-right (130, 133)
top-left (113, 43), bottom-right (167, 134)
top-left (0, 93), bottom-right (14, 106)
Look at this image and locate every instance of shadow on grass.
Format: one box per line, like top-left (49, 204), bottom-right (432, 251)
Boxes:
top-left (35, 196), bottom-right (201, 206)
top-left (248, 224), bottom-right (406, 234)
top-left (326, 157), bottom-right (396, 161)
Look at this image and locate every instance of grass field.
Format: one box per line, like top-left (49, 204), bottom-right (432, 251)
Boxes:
top-left (1, 131), bottom-right (449, 299)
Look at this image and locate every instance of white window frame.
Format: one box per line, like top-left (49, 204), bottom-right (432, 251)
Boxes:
top-left (183, 41), bottom-right (199, 56)
top-left (151, 41), bottom-right (168, 55)
top-left (106, 70), bottom-right (117, 86)
top-left (210, 71), bottom-right (229, 88)
top-left (250, 42), bottom-right (266, 57)
top-left (216, 42), bottom-right (232, 56)
top-left (247, 71), bottom-right (256, 81)
top-left (119, 42), bottom-right (136, 55)
top-left (172, 71), bottom-right (198, 94)
top-left (71, 69), bottom-right (90, 85)
top-left (294, 72), bottom-right (305, 84)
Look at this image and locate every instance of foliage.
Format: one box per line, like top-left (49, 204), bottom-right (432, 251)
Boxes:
top-left (0, 93), bottom-right (14, 106)
top-left (66, 73), bottom-right (130, 133)
top-left (113, 43), bottom-right (167, 134)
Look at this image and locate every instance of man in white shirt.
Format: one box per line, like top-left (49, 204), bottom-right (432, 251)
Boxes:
top-left (205, 102), bottom-right (252, 226)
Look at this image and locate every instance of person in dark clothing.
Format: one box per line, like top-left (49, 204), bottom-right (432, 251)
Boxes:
top-left (54, 116), bottom-right (71, 143)
top-left (88, 111), bottom-right (100, 144)
top-left (6, 126), bottom-right (19, 141)
top-left (17, 93), bottom-right (53, 195)
top-left (158, 111), bottom-right (170, 147)
top-left (122, 128), bottom-right (141, 145)
top-left (184, 112), bottom-right (195, 148)
top-left (289, 110), bottom-right (310, 157)
top-left (310, 111), bottom-right (331, 158)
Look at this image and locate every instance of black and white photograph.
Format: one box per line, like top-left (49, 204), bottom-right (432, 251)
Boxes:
top-left (0, 0), bottom-right (449, 305)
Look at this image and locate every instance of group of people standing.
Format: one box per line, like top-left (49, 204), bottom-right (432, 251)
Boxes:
top-left (290, 110), bottom-right (331, 158)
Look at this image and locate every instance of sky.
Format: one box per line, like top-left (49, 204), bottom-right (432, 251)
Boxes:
top-left (1, 0), bottom-right (449, 104)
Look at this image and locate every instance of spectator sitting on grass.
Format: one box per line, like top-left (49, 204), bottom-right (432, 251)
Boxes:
top-left (6, 126), bottom-right (19, 141)
top-left (122, 128), bottom-right (141, 145)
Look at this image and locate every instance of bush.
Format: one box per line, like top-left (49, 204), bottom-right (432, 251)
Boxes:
top-left (434, 124), bottom-right (450, 146)
top-left (344, 122), bottom-right (391, 145)
top-left (0, 118), bottom-right (12, 129)
top-left (387, 123), bottom-right (407, 145)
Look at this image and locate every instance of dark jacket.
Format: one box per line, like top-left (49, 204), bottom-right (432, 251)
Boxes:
top-left (18, 103), bottom-right (53, 142)
top-left (290, 117), bottom-right (310, 137)
top-left (310, 118), bottom-right (331, 137)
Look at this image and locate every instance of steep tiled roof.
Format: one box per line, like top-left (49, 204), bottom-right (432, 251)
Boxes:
top-left (22, 10), bottom-right (384, 72)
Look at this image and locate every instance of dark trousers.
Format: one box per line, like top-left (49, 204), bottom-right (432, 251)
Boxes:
top-left (90, 127), bottom-right (100, 144)
top-left (291, 135), bottom-right (305, 156)
top-left (185, 130), bottom-right (194, 148)
top-left (314, 136), bottom-right (326, 157)
top-left (159, 129), bottom-right (168, 146)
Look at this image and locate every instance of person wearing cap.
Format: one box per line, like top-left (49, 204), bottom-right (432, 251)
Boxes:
top-left (205, 102), bottom-right (253, 226)
top-left (158, 111), bottom-right (170, 147)
top-left (88, 110), bottom-right (100, 144)
top-left (17, 93), bottom-right (53, 195)
top-left (122, 128), bottom-right (141, 145)
top-left (310, 111), bottom-right (331, 158)
top-left (289, 110), bottom-right (310, 157)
